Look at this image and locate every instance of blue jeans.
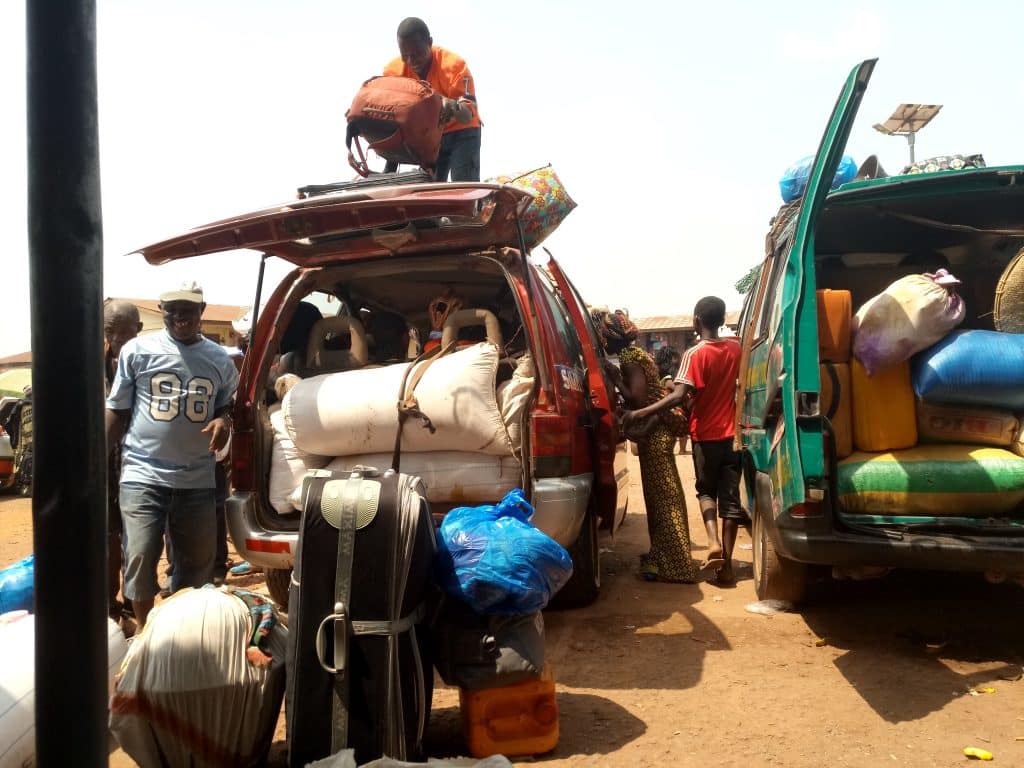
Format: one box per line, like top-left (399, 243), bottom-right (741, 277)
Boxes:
top-left (435, 127), bottom-right (481, 182)
top-left (120, 482), bottom-right (216, 601)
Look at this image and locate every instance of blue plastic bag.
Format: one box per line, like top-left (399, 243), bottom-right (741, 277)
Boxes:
top-left (0, 554), bottom-right (34, 614)
top-left (436, 489), bottom-right (573, 615)
top-left (913, 330), bottom-right (1024, 410)
top-left (779, 155), bottom-right (858, 203)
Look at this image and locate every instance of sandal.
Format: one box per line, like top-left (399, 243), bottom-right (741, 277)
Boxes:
top-left (230, 561), bottom-right (256, 576)
top-left (699, 556), bottom-right (726, 572)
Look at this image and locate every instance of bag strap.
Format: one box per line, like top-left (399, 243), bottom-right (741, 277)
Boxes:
top-left (346, 123), bottom-right (371, 177)
top-left (823, 361), bottom-right (840, 422)
top-left (311, 478), bottom-right (361, 753)
top-left (391, 341), bottom-right (457, 472)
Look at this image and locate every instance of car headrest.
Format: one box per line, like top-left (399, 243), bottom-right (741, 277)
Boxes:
top-left (441, 308), bottom-right (503, 350)
top-left (306, 315), bottom-right (369, 372)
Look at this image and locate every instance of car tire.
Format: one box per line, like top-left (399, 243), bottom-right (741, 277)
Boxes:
top-left (752, 504), bottom-right (808, 604)
top-left (265, 567), bottom-right (292, 612)
top-left (550, 511), bottom-right (600, 609)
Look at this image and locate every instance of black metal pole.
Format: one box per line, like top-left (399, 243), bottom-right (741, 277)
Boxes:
top-left (26, 2), bottom-right (108, 766)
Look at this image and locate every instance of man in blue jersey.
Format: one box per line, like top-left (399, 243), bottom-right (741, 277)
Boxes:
top-left (105, 281), bottom-right (239, 627)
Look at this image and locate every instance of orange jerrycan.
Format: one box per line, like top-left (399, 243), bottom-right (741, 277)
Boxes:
top-left (817, 289), bottom-right (852, 362)
top-left (459, 664), bottom-right (559, 758)
top-left (851, 357), bottom-right (917, 452)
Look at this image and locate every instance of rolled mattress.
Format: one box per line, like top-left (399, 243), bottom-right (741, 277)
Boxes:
top-left (837, 445), bottom-right (1024, 517)
top-left (325, 452), bottom-right (522, 504)
top-left (283, 342), bottom-right (512, 457)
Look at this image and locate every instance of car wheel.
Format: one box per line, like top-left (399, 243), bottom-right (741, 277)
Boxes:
top-left (752, 504), bottom-right (808, 604)
top-left (550, 512), bottom-right (600, 609)
top-left (265, 567), bottom-right (292, 611)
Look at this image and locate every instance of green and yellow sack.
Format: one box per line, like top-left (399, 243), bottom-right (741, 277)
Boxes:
top-left (837, 444), bottom-right (1024, 517)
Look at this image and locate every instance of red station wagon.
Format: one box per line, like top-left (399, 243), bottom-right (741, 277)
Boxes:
top-left (132, 180), bottom-right (631, 608)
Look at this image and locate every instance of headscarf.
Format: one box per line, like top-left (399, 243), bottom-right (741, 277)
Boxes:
top-left (591, 308), bottom-right (638, 354)
top-left (619, 346), bottom-right (688, 436)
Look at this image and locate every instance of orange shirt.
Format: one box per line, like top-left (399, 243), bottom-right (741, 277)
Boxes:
top-left (384, 45), bottom-right (482, 133)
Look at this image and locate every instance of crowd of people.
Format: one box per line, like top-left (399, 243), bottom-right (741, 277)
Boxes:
top-left (96, 20), bottom-right (742, 631)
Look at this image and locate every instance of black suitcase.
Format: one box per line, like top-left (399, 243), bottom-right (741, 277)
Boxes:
top-left (286, 467), bottom-right (436, 767)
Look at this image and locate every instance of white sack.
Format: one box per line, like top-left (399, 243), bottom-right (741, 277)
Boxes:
top-left (110, 588), bottom-right (287, 768)
top-left (0, 613), bottom-right (127, 768)
top-left (496, 353), bottom-right (534, 459)
top-left (326, 452), bottom-right (522, 504)
top-left (307, 749), bottom-right (514, 767)
top-left (268, 406), bottom-right (328, 514)
top-left (284, 343), bottom-right (511, 457)
top-left (852, 269), bottom-right (965, 376)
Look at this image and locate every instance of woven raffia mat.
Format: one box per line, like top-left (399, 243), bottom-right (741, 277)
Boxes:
top-left (994, 246), bottom-right (1024, 333)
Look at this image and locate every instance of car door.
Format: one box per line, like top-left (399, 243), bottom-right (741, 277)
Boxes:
top-left (737, 59), bottom-right (876, 514)
top-left (545, 254), bottom-right (627, 532)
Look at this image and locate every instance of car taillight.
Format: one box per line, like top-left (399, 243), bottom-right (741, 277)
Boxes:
top-left (232, 430), bottom-right (256, 491)
top-left (532, 413), bottom-right (573, 478)
top-left (789, 501), bottom-right (823, 518)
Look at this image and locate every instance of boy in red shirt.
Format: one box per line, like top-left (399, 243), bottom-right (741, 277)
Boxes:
top-left (623, 296), bottom-right (745, 585)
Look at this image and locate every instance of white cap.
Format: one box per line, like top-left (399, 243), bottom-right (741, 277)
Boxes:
top-left (159, 281), bottom-right (204, 304)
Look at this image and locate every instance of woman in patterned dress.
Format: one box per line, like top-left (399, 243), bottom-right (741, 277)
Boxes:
top-left (618, 347), bottom-right (700, 583)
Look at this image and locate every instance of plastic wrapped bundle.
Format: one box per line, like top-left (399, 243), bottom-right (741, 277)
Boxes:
top-left (852, 270), bottom-right (965, 376)
top-left (436, 489), bottom-right (573, 615)
top-left (490, 166), bottom-right (577, 248)
top-left (779, 154), bottom-right (857, 203)
top-left (913, 330), bottom-right (1024, 411)
top-left (837, 445), bottom-right (1024, 516)
top-left (110, 587), bottom-right (287, 768)
top-left (0, 554), bottom-right (33, 613)
top-left (901, 153), bottom-right (985, 175)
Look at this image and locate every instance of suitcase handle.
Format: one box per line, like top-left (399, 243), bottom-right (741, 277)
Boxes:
top-left (315, 601), bottom-right (350, 675)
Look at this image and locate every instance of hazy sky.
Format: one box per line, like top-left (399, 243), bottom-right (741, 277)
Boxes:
top-left (2, 1), bottom-right (1023, 356)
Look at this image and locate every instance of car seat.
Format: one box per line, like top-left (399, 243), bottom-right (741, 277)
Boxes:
top-left (276, 301), bottom-right (323, 378)
top-left (305, 315), bottom-right (369, 374)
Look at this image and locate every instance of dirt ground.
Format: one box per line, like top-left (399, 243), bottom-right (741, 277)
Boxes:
top-left (3, 452), bottom-right (1023, 767)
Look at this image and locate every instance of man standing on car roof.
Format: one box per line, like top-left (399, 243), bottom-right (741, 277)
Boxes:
top-left (622, 296), bottom-right (747, 586)
top-left (105, 282), bottom-right (239, 627)
top-left (383, 17), bottom-right (481, 182)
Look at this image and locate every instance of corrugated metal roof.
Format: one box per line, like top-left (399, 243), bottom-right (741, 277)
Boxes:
top-left (633, 311), bottom-right (740, 332)
top-left (107, 298), bottom-right (250, 324)
top-left (0, 351), bottom-right (32, 367)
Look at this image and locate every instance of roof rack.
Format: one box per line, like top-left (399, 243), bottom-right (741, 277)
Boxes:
top-left (297, 169), bottom-right (435, 199)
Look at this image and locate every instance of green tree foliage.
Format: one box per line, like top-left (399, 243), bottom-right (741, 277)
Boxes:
top-left (735, 264), bottom-right (762, 295)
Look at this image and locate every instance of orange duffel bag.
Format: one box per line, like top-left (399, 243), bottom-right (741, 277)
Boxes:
top-left (346, 75), bottom-right (443, 176)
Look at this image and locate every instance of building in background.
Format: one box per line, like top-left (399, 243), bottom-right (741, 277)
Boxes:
top-left (104, 298), bottom-right (250, 347)
top-left (634, 311), bottom-right (740, 354)
top-left (0, 352), bottom-right (32, 372)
